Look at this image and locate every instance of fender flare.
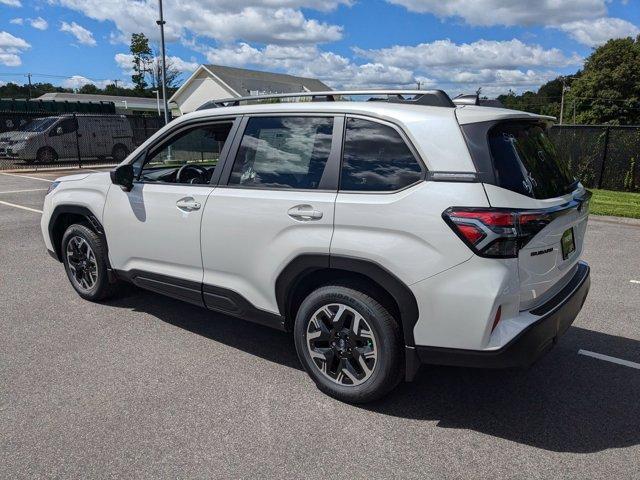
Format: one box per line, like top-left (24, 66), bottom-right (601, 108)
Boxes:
top-left (48, 204), bottom-right (105, 261)
top-left (275, 254), bottom-right (420, 347)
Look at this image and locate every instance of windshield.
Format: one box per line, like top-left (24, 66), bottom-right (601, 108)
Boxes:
top-left (488, 121), bottom-right (576, 199)
top-left (20, 118), bottom-right (59, 133)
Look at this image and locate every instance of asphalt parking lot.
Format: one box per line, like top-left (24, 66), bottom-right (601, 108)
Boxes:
top-left (1, 169), bottom-right (639, 479)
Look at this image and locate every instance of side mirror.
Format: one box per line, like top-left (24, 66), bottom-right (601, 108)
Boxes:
top-left (110, 164), bottom-right (134, 192)
top-left (56, 126), bottom-right (64, 136)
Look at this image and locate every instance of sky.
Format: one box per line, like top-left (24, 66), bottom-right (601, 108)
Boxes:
top-left (0, 0), bottom-right (639, 97)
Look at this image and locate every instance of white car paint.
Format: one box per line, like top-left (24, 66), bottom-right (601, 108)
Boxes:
top-left (41, 98), bottom-right (588, 358)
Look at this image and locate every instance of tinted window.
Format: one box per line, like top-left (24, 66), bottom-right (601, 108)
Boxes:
top-left (341, 118), bottom-right (422, 191)
top-left (56, 118), bottom-right (77, 135)
top-left (488, 122), bottom-right (576, 199)
top-left (229, 116), bottom-right (334, 190)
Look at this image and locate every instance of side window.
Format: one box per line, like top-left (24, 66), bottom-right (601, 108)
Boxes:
top-left (50, 118), bottom-right (77, 136)
top-left (138, 122), bottom-right (233, 185)
top-left (228, 116), bottom-right (334, 190)
top-left (341, 118), bottom-right (423, 192)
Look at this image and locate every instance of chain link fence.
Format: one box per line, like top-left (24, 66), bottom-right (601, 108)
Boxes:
top-left (0, 112), bottom-right (164, 171)
top-left (549, 125), bottom-right (639, 192)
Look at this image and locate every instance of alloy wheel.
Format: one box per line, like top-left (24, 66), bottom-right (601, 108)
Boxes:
top-left (66, 236), bottom-right (98, 291)
top-left (306, 303), bottom-right (378, 386)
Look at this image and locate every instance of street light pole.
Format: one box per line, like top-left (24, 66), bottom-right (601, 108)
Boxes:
top-left (157, 0), bottom-right (169, 124)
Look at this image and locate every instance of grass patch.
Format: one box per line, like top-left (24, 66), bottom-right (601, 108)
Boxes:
top-left (589, 189), bottom-right (640, 219)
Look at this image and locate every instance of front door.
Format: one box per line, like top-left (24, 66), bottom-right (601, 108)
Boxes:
top-left (103, 120), bottom-right (236, 305)
top-left (200, 115), bottom-right (341, 317)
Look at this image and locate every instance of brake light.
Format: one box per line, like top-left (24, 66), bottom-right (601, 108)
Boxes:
top-left (442, 207), bottom-right (552, 258)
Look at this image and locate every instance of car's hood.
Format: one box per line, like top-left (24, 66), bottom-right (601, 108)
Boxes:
top-left (56, 171), bottom-right (111, 183)
top-left (0, 131), bottom-right (40, 143)
top-left (56, 173), bottom-right (92, 182)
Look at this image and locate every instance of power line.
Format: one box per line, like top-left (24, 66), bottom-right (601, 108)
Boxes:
top-left (0, 72), bottom-right (123, 83)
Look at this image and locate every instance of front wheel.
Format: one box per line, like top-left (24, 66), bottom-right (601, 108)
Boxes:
top-left (36, 147), bottom-right (57, 164)
top-left (294, 285), bottom-right (403, 403)
top-left (61, 224), bottom-right (118, 301)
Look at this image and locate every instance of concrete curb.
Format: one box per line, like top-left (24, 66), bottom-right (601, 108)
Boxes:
top-left (590, 214), bottom-right (640, 227)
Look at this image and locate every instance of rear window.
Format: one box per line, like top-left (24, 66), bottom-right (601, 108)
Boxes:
top-left (488, 122), bottom-right (576, 199)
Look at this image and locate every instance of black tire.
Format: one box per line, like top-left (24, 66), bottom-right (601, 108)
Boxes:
top-left (294, 285), bottom-right (403, 403)
top-left (111, 144), bottom-right (129, 162)
top-left (36, 147), bottom-right (58, 164)
top-left (61, 224), bottom-right (119, 301)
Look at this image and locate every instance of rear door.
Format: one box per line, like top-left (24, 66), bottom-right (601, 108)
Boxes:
top-left (200, 114), bottom-right (341, 316)
top-left (481, 120), bottom-right (589, 310)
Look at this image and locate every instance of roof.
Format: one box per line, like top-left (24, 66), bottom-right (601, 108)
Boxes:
top-left (454, 105), bottom-right (555, 124)
top-left (202, 65), bottom-right (330, 96)
top-left (37, 93), bottom-right (163, 110)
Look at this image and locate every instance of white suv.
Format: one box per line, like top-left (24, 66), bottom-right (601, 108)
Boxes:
top-left (41, 90), bottom-right (591, 403)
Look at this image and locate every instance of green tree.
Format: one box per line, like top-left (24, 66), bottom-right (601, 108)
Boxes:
top-left (78, 83), bottom-right (100, 94)
top-left (567, 36), bottom-right (640, 125)
top-left (130, 32), bottom-right (153, 92)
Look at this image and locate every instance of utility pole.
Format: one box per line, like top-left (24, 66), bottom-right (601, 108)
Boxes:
top-left (114, 79), bottom-right (119, 89)
top-left (559, 80), bottom-right (569, 125)
top-left (157, 0), bottom-right (169, 124)
top-left (416, 81), bottom-right (421, 90)
top-left (27, 73), bottom-right (32, 99)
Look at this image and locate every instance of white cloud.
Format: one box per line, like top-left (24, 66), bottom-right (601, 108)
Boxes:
top-left (0, 0), bottom-right (22, 6)
top-left (10, 18), bottom-right (24, 25)
top-left (198, 38), bottom-right (572, 96)
top-left (60, 21), bottom-right (97, 46)
top-left (114, 52), bottom-right (198, 75)
top-left (558, 18), bottom-right (640, 47)
top-left (203, 43), bottom-right (426, 89)
top-left (61, 75), bottom-right (117, 89)
top-left (387, 0), bottom-right (608, 27)
top-left (355, 39), bottom-right (581, 70)
top-left (0, 31), bottom-right (30, 67)
top-left (51, 1), bottom-right (346, 45)
top-left (29, 17), bottom-right (49, 31)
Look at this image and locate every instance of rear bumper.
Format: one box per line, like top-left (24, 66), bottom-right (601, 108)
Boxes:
top-left (407, 261), bottom-right (590, 376)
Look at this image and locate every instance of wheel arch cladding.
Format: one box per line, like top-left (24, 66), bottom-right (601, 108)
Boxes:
top-left (275, 254), bottom-right (420, 347)
top-left (48, 205), bottom-right (105, 262)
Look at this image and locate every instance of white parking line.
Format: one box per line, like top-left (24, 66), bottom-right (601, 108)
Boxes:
top-left (0, 188), bottom-right (48, 194)
top-left (631, 280), bottom-right (640, 284)
top-left (0, 200), bottom-right (42, 214)
top-left (578, 349), bottom-right (640, 370)
top-left (0, 172), bottom-right (53, 183)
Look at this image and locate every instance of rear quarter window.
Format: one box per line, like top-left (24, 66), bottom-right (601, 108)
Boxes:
top-left (488, 122), bottom-right (576, 199)
top-left (340, 118), bottom-right (423, 192)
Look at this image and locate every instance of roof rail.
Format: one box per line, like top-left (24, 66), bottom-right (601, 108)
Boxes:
top-left (453, 94), bottom-right (504, 108)
top-left (196, 89), bottom-right (456, 111)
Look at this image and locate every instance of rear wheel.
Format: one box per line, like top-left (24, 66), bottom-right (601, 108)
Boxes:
top-left (294, 285), bottom-right (403, 403)
top-left (36, 147), bottom-right (57, 164)
top-left (61, 224), bottom-right (119, 301)
top-left (111, 144), bottom-right (129, 162)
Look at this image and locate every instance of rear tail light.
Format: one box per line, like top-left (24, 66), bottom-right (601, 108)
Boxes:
top-left (442, 207), bottom-right (552, 258)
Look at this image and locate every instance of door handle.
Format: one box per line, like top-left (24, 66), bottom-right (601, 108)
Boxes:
top-left (288, 204), bottom-right (323, 221)
top-left (176, 197), bottom-right (201, 212)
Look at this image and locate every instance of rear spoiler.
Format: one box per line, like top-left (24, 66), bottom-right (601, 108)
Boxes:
top-left (453, 94), bottom-right (504, 108)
